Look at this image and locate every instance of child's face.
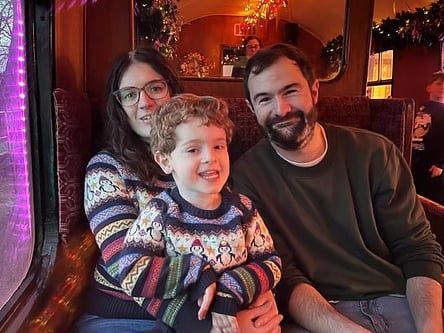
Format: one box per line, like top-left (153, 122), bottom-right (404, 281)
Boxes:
top-left (157, 117), bottom-right (230, 208)
top-left (427, 78), bottom-right (444, 102)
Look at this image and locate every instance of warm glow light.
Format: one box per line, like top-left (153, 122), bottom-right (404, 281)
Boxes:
top-left (242, 0), bottom-right (288, 32)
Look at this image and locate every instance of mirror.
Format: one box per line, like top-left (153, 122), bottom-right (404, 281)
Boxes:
top-left (133, 0), bottom-right (349, 81)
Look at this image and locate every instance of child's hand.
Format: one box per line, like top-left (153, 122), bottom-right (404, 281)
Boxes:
top-left (211, 312), bottom-right (239, 333)
top-left (197, 282), bottom-right (216, 320)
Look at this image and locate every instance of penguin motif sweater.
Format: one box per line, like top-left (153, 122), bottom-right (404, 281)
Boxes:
top-left (119, 186), bottom-right (282, 332)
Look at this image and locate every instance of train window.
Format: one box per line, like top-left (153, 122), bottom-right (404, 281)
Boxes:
top-left (0, 0), bottom-right (34, 310)
top-left (366, 50), bottom-right (393, 98)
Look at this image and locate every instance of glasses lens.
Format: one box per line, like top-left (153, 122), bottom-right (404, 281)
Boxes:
top-left (114, 81), bottom-right (168, 106)
top-left (115, 87), bottom-right (139, 106)
top-left (144, 80), bottom-right (168, 100)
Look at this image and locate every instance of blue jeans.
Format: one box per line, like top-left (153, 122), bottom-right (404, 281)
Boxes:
top-left (281, 295), bottom-right (417, 333)
top-left (73, 314), bottom-right (172, 333)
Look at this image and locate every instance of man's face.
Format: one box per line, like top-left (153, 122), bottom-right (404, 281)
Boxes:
top-left (247, 57), bottom-right (319, 151)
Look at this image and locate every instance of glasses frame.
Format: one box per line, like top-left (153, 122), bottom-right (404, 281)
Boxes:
top-left (113, 80), bottom-right (169, 107)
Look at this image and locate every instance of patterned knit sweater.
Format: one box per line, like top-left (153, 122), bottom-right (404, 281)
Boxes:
top-left (119, 186), bottom-right (282, 332)
top-left (83, 151), bottom-right (174, 319)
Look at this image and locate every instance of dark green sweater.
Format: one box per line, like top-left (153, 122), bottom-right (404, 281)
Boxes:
top-left (232, 123), bottom-right (444, 314)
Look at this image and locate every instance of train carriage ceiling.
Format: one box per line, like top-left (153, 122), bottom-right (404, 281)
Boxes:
top-left (177, 0), bottom-right (433, 44)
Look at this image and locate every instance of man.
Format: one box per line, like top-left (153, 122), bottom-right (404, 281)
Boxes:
top-left (231, 43), bottom-right (444, 333)
top-left (412, 71), bottom-right (444, 205)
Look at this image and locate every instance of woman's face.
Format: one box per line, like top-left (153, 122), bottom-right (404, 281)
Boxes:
top-left (119, 62), bottom-right (171, 142)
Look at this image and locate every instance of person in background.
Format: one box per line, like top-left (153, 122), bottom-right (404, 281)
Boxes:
top-left (119, 93), bottom-right (282, 333)
top-left (232, 35), bottom-right (262, 78)
top-left (244, 35), bottom-right (262, 59)
top-left (232, 43), bottom-right (444, 333)
top-left (412, 71), bottom-right (444, 205)
top-left (74, 47), bottom-right (281, 333)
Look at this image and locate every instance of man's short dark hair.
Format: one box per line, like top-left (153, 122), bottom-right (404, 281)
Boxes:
top-left (243, 43), bottom-right (316, 105)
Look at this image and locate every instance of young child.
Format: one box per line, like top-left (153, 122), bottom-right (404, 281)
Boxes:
top-left (119, 93), bottom-right (282, 333)
top-left (412, 71), bottom-right (444, 204)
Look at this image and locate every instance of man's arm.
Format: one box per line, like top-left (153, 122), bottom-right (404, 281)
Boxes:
top-left (287, 283), bottom-right (372, 333)
top-left (406, 276), bottom-right (443, 333)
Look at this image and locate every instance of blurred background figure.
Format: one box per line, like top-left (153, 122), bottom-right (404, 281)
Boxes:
top-left (244, 35), bottom-right (262, 59)
top-left (232, 35), bottom-right (262, 78)
top-left (412, 71), bottom-right (444, 205)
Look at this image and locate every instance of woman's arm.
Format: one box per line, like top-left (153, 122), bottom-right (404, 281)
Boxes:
top-left (84, 154), bottom-right (142, 279)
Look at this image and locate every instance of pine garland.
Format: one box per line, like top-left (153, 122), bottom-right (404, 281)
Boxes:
top-left (322, 0), bottom-right (444, 60)
top-left (372, 0), bottom-right (444, 52)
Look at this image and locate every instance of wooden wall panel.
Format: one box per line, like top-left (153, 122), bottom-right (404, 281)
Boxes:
top-left (54, 1), bottom-right (86, 92)
top-left (85, 0), bottom-right (132, 109)
top-left (54, 0), bottom-right (132, 107)
top-left (392, 44), bottom-right (439, 106)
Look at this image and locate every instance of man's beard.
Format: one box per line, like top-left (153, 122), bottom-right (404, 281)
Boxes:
top-left (263, 105), bottom-right (318, 151)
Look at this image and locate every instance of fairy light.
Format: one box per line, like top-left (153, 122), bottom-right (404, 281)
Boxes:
top-left (242, 0), bottom-right (288, 33)
top-left (5, 0), bottom-right (32, 242)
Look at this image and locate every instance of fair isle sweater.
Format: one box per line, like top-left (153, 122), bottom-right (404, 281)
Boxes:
top-left (119, 187), bottom-right (282, 332)
top-left (83, 151), bottom-right (174, 319)
top-left (232, 124), bottom-right (444, 316)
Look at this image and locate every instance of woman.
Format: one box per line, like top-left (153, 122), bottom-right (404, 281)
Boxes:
top-left (74, 47), bottom-right (281, 333)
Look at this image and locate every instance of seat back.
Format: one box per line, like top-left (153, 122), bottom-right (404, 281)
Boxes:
top-left (224, 96), bottom-right (415, 166)
top-left (53, 88), bottom-right (92, 243)
top-left (419, 195), bottom-right (444, 248)
top-left (23, 89), bottom-right (98, 332)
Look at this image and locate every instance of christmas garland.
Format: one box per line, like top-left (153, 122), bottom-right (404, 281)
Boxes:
top-left (135, 0), bottom-right (182, 58)
top-left (372, 0), bottom-right (444, 52)
top-left (322, 0), bottom-right (444, 62)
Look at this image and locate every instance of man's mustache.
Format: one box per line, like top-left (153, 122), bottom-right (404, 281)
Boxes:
top-left (266, 110), bottom-right (306, 128)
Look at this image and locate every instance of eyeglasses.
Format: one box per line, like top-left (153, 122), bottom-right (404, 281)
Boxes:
top-left (246, 44), bottom-right (260, 50)
top-left (113, 80), bottom-right (168, 107)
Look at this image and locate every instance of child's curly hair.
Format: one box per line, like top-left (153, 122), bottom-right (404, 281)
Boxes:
top-left (150, 93), bottom-right (234, 155)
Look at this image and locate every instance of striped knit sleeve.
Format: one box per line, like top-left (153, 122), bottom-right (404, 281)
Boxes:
top-left (84, 153), bottom-right (140, 280)
top-left (119, 197), bottom-right (217, 301)
top-left (212, 194), bottom-right (282, 315)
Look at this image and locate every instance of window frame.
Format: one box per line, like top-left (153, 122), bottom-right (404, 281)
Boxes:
top-left (366, 49), bottom-right (394, 99)
top-left (0, 0), bottom-right (57, 330)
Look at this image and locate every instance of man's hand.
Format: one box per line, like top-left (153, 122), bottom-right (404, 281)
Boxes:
top-left (237, 290), bottom-right (283, 333)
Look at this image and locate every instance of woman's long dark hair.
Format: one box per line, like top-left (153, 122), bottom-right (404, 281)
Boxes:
top-left (103, 47), bottom-right (183, 182)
